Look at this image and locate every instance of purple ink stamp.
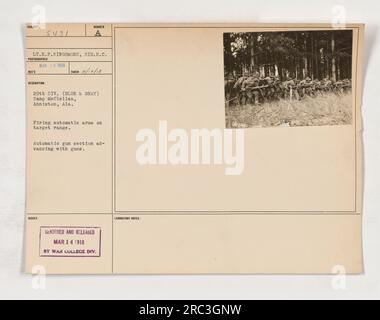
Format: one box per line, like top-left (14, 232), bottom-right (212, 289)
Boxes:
top-left (39, 226), bottom-right (101, 257)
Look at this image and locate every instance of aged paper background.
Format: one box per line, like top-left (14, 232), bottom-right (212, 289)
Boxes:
top-left (24, 23), bottom-right (364, 275)
top-left (2, 0), bottom-right (380, 300)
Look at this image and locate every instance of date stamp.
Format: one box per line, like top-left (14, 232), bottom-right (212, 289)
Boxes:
top-left (39, 226), bottom-right (101, 257)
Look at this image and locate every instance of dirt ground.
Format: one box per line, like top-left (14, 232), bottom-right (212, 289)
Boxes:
top-left (225, 92), bottom-right (352, 128)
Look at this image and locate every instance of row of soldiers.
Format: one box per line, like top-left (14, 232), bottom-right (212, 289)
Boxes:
top-left (225, 72), bottom-right (352, 106)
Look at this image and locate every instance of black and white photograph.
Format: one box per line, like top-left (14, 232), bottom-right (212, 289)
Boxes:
top-left (224, 30), bottom-right (353, 128)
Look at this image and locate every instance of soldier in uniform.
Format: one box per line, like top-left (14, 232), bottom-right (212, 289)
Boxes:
top-left (310, 79), bottom-right (320, 96)
top-left (334, 79), bottom-right (344, 94)
top-left (224, 73), bottom-right (236, 107)
top-left (342, 79), bottom-right (352, 93)
top-left (272, 76), bottom-right (282, 100)
top-left (263, 76), bottom-right (276, 102)
top-left (233, 72), bottom-right (248, 106)
top-left (320, 77), bottom-right (333, 93)
top-left (241, 73), bottom-right (261, 106)
top-left (282, 76), bottom-right (298, 100)
top-left (334, 79), bottom-right (351, 94)
top-left (299, 77), bottom-right (313, 97)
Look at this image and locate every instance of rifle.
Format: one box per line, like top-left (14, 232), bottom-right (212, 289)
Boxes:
top-left (241, 84), bottom-right (270, 91)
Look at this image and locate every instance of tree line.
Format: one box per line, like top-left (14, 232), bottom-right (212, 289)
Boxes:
top-left (223, 30), bottom-right (353, 81)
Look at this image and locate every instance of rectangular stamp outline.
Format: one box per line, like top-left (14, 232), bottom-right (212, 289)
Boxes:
top-left (39, 226), bottom-right (102, 258)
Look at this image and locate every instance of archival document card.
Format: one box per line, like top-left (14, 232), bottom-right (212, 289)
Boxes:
top-left (25, 23), bottom-right (364, 274)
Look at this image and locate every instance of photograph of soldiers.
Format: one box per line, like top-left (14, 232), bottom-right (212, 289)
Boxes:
top-left (224, 30), bottom-right (353, 128)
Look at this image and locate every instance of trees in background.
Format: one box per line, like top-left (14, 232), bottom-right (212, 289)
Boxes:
top-left (223, 30), bottom-right (353, 81)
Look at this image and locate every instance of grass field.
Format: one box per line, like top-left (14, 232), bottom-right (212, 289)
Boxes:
top-left (225, 92), bottom-right (352, 128)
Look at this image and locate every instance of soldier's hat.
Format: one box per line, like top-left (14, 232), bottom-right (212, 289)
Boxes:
top-left (226, 73), bottom-right (234, 80)
top-left (306, 77), bottom-right (311, 81)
